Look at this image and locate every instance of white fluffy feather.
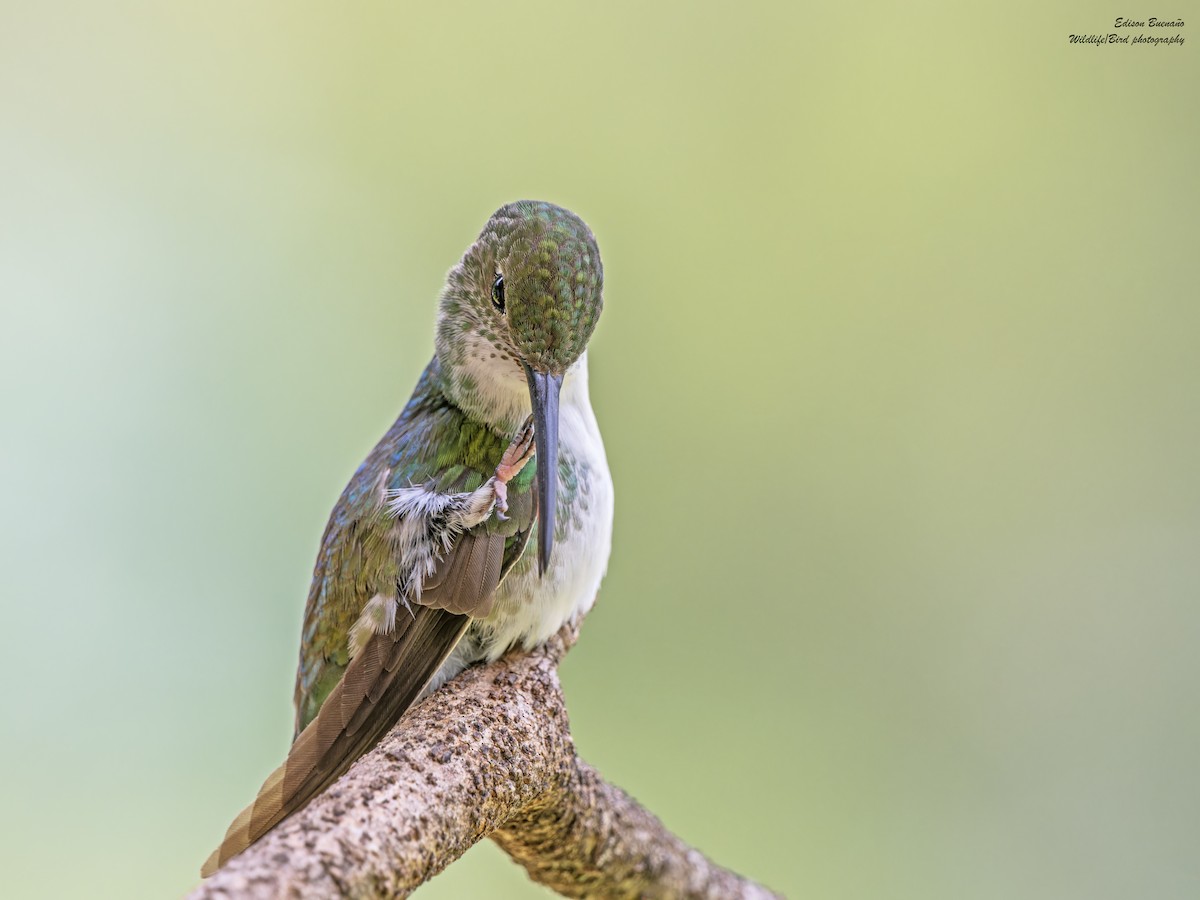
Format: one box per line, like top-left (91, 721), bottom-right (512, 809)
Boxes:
top-left (383, 479), bottom-right (498, 603)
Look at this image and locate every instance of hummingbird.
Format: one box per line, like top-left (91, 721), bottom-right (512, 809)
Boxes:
top-left (202, 200), bottom-right (613, 876)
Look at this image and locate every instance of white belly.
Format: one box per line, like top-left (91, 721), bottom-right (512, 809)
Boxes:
top-left (428, 359), bottom-right (613, 688)
top-left (480, 388), bottom-right (614, 657)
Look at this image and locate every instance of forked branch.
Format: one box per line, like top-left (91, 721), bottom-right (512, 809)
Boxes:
top-left (189, 624), bottom-right (781, 899)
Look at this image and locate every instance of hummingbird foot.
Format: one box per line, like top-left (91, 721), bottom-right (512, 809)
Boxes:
top-left (491, 480), bottom-right (510, 520)
top-left (382, 415), bottom-right (536, 601)
top-left (490, 415), bottom-right (536, 521)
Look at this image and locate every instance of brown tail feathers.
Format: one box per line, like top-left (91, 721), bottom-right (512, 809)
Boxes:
top-left (201, 606), bottom-right (469, 876)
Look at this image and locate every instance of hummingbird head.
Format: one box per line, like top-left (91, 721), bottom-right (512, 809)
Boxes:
top-left (435, 200), bottom-right (604, 575)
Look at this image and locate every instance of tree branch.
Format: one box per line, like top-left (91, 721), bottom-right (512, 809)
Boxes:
top-left (190, 624), bottom-right (781, 899)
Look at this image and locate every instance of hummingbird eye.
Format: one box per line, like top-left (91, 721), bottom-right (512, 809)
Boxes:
top-left (491, 273), bottom-right (505, 313)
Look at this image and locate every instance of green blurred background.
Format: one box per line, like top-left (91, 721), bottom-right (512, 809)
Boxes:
top-left (2, 2), bottom-right (1197, 898)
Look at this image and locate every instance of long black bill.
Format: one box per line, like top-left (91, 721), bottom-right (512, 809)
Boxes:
top-left (524, 365), bottom-right (563, 576)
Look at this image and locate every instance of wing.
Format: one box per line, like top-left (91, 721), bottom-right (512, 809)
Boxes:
top-left (293, 363), bottom-right (537, 734)
top-left (202, 360), bottom-right (536, 876)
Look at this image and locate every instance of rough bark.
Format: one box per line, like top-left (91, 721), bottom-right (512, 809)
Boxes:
top-left (189, 624), bottom-right (781, 899)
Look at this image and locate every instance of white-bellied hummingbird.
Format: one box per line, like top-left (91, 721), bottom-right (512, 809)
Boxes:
top-left (203, 201), bottom-right (613, 875)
